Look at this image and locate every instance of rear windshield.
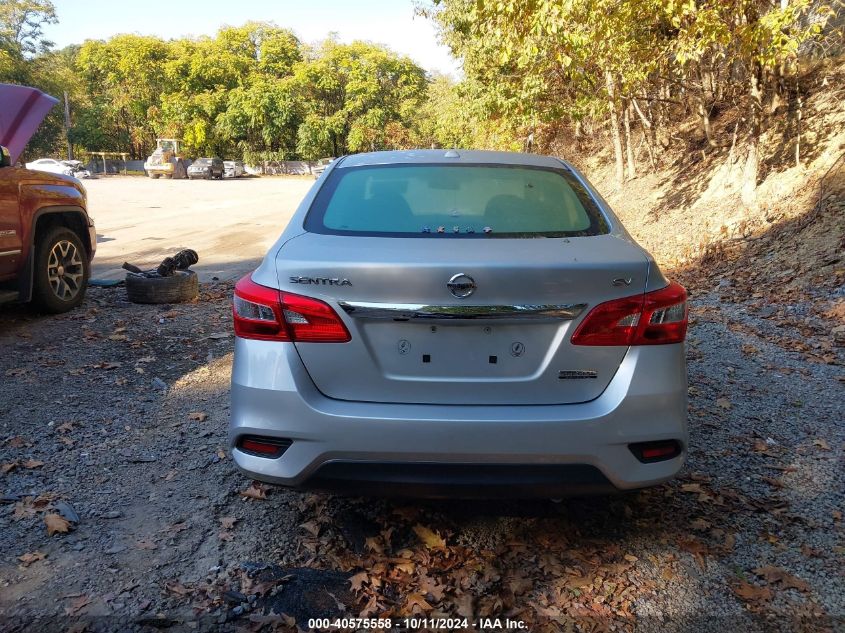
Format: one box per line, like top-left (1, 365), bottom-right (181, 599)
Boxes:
top-left (305, 164), bottom-right (609, 238)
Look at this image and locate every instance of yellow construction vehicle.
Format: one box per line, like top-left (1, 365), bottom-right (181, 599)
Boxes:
top-left (143, 139), bottom-right (188, 179)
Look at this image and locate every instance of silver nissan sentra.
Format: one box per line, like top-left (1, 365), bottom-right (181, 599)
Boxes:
top-left (229, 150), bottom-right (688, 497)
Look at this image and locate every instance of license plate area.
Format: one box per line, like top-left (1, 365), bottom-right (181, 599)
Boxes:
top-left (360, 321), bottom-right (565, 380)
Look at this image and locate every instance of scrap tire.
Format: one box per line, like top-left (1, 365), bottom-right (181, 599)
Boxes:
top-left (125, 270), bottom-right (198, 304)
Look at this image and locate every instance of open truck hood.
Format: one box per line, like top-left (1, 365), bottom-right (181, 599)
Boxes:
top-left (0, 83), bottom-right (59, 164)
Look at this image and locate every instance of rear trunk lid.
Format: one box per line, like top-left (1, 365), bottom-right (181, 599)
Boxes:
top-left (276, 233), bottom-right (649, 405)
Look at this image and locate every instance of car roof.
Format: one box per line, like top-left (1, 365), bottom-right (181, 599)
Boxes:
top-left (337, 149), bottom-right (566, 169)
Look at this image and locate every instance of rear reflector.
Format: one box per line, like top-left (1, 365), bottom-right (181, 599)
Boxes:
top-left (233, 274), bottom-right (351, 343)
top-left (571, 282), bottom-right (688, 346)
top-left (237, 436), bottom-right (292, 458)
top-left (629, 440), bottom-right (682, 463)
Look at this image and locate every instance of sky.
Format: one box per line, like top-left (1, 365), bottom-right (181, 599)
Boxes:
top-left (42, 0), bottom-right (461, 76)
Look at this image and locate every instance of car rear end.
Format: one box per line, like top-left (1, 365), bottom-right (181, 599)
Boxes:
top-left (229, 150), bottom-right (688, 497)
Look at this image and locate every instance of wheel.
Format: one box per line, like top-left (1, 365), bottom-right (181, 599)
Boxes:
top-left (125, 270), bottom-right (198, 304)
top-left (148, 172), bottom-right (160, 179)
top-left (32, 227), bottom-right (89, 313)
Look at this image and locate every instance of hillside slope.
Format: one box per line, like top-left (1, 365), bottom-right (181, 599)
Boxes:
top-left (575, 58), bottom-right (844, 355)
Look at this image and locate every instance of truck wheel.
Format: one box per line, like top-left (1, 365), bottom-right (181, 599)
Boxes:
top-left (125, 270), bottom-right (198, 304)
top-left (32, 227), bottom-right (89, 313)
top-left (148, 172), bottom-right (160, 179)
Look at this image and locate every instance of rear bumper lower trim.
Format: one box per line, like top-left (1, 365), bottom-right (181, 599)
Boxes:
top-left (300, 461), bottom-right (617, 498)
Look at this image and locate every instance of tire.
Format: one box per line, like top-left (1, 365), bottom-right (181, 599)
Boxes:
top-left (125, 270), bottom-right (198, 304)
top-left (148, 172), bottom-right (160, 179)
top-left (31, 227), bottom-right (90, 313)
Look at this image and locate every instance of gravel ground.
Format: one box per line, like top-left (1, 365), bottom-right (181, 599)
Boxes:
top-left (0, 282), bottom-right (842, 633)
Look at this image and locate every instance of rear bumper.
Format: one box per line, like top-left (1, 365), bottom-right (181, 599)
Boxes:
top-left (229, 340), bottom-right (688, 497)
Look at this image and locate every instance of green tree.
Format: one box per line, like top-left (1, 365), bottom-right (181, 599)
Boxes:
top-left (293, 39), bottom-right (427, 159)
top-left (76, 35), bottom-right (172, 158)
top-left (0, 0), bottom-right (55, 57)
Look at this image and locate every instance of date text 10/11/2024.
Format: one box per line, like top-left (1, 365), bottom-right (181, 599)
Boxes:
top-left (307, 618), bottom-right (529, 630)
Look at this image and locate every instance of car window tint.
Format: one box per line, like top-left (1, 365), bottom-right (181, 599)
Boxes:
top-left (306, 164), bottom-right (609, 238)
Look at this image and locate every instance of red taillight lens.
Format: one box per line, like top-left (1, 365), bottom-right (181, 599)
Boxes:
top-left (232, 275), bottom-right (350, 343)
top-left (571, 282), bottom-right (688, 346)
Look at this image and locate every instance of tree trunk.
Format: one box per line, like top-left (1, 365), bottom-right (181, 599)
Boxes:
top-left (795, 91), bottom-right (802, 168)
top-left (623, 99), bottom-right (636, 179)
top-left (605, 71), bottom-right (625, 186)
top-left (631, 98), bottom-right (656, 170)
top-left (697, 97), bottom-right (717, 147)
top-left (742, 62), bottom-right (764, 206)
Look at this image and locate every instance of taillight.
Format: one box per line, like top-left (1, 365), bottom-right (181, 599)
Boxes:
top-left (571, 282), bottom-right (688, 346)
top-left (232, 275), bottom-right (351, 343)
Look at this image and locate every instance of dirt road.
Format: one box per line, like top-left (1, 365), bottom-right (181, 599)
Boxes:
top-left (0, 277), bottom-right (842, 632)
top-left (87, 176), bottom-right (313, 282)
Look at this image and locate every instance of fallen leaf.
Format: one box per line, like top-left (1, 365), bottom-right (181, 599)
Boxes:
top-left (44, 513), bottom-right (71, 536)
top-left (716, 397), bottom-right (732, 410)
top-left (137, 539), bottom-right (158, 550)
top-left (240, 482), bottom-right (267, 500)
top-left (623, 554), bottom-right (638, 562)
top-left (392, 558), bottom-right (415, 575)
top-left (349, 571), bottom-right (369, 592)
top-left (187, 411), bottom-right (208, 422)
top-left (418, 575), bottom-right (446, 601)
top-left (220, 516), bottom-right (237, 529)
top-left (801, 544), bottom-right (823, 558)
top-left (753, 566), bottom-right (811, 592)
top-left (690, 518), bottom-right (711, 531)
top-left (404, 593), bottom-right (433, 614)
top-left (219, 530), bottom-right (235, 542)
top-left (300, 521), bottom-right (320, 537)
top-left (1, 461), bottom-right (17, 474)
top-left (5, 367), bottom-right (29, 377)
top-left (64, 594), bottom-right (91, 616)
top-left (761, 476), bottom-right (784, 488)
top-left (23, 459), bottom-right (44, 469)
top-left (733, 581), bottom-right (772, 602)
top-left (678, 537), bottom-right (709, 569)
top-left (18, 551), bottom-right (46, 567)
top-left (813, 438), bottom-right (831, 451)
top-left (165, 581), bottom-right (192, 596)
top-left (413, 525), bottom-right (446, 549)
top-left (508, 576), bottom-right (533, 595)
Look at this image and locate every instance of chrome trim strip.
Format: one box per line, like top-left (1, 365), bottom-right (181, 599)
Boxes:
top-left (338, 301), bottom-right (586, 321)
top-left (0, 249), bottom-right (22, 257)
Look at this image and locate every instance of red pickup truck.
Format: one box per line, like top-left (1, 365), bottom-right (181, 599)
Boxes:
top-left (0, 84), bottom-right (96, 313)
